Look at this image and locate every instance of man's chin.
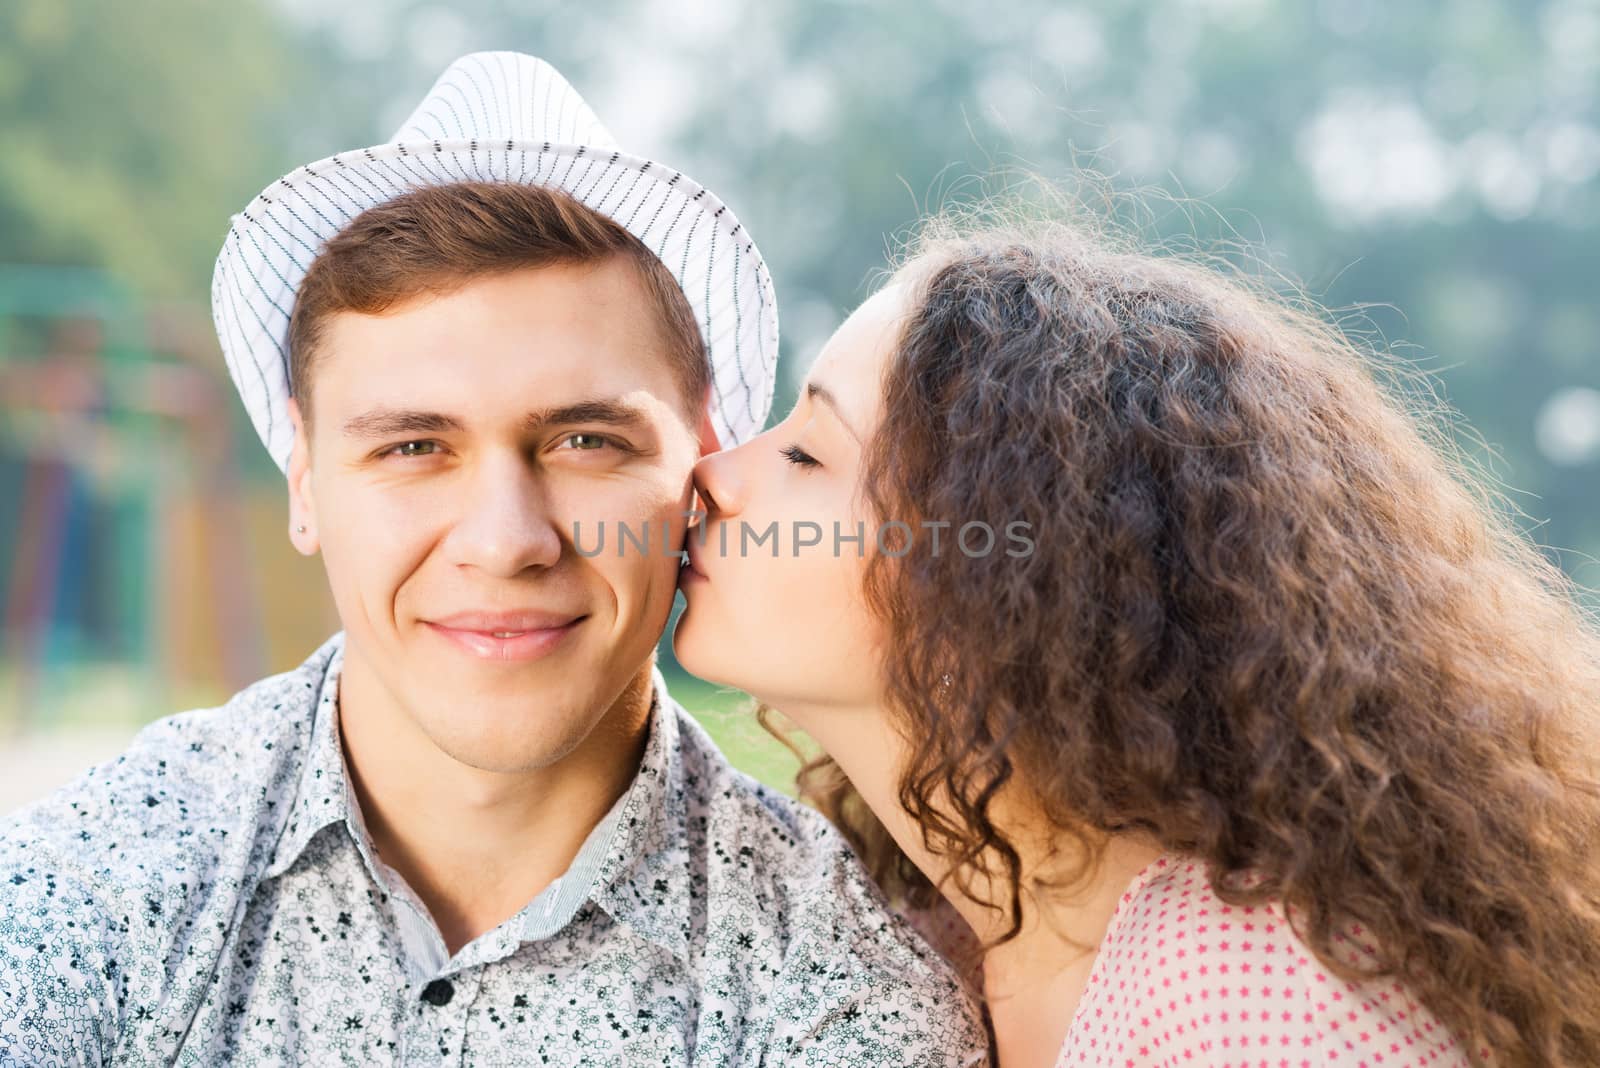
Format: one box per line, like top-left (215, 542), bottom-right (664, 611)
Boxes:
top-left (417, 705), bottom-right (594, 775)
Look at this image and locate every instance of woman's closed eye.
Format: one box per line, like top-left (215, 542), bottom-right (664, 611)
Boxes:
top-left (781, 443), bottom-right (820, 469)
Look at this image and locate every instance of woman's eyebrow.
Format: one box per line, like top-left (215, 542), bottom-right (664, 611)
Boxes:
top-left (806, 382), bottom-right (862, 442)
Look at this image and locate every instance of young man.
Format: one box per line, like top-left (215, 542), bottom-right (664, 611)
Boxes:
top-left (0, 54), bottom-right (986, 1065)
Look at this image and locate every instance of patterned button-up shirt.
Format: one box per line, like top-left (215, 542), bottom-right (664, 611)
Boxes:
top-left (0, 634), bottom-right (986, 1066)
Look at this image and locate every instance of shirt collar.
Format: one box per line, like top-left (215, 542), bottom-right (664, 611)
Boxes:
top-left (263, 636), bottom-right (695, 965)
top-left (263, 635), bottom-right (355, 880)
top-left (586, 672), bottom-right (694, 963)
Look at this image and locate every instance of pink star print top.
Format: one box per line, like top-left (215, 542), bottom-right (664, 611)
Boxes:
top-left (1056, 855), bottom-right (1482, 1068)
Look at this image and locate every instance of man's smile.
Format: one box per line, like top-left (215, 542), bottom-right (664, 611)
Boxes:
top-left (422, 609), bottom-right (588, 662)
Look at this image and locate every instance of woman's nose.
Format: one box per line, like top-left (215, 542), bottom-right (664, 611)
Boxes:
top-left (691, 442), bottom-right (749, 519)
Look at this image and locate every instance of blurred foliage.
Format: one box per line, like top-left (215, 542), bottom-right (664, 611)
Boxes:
top-left (2, 0), bottom-right (1597, 600)
top-left (273, 0), bottom-right (1600, 595)
top-left (0, 0), bottom-right (301, 296)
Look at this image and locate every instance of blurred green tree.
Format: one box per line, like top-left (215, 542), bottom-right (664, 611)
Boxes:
top-left (4, 0), bottom-right (1596, 595)
top-left (0, 0), bottom-right (301, 296)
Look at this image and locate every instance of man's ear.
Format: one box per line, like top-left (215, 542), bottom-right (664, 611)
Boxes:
top-left (285, 398), bottom-right (320, 556)
top-left (695, 391), bottom-right (722, 458)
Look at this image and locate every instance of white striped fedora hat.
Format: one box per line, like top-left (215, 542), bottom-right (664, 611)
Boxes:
top-left (211, 51), bottom-right (779, 472)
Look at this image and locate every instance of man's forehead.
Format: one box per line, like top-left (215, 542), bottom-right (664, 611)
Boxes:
top-left (319, 263), bottom-right (665, 345)
top-left (312, 313), bottom-right (683, 420)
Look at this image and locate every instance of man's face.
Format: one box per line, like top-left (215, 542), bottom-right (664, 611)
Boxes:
top-left (286, 258), bottom-right (705, 773)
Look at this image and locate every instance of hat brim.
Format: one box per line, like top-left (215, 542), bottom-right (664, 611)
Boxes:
top-left (212, 138), bottom-right (779, 471)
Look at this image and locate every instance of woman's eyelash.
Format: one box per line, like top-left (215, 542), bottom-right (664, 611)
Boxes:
top-left (781, 443), bottom-right (820, 468)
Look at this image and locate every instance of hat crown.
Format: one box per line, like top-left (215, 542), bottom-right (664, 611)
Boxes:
top-left (391, 51), bottom-right (618, 150)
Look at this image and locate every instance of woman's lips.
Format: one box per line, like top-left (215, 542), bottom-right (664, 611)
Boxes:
top-left (423, 617), bottom-right (584, 662)
top-left (679, 553), bottom-right (708, 587)
top-left (680, 536), bottom-right (711, 586)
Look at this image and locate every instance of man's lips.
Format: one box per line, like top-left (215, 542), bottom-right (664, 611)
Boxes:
top-left (423, 610), bottom-right (587, 662)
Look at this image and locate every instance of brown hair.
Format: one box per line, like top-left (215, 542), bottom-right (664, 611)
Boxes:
top-left (797, 213), bottom-right (1600, 1065)
top-left (288, 181), bottom-right (707, 423)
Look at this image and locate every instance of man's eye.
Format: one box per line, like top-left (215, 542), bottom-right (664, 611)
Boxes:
top-left (561, 433), bottom-right (613, 451)
top-left (385, 441), bottom-right (439, 458)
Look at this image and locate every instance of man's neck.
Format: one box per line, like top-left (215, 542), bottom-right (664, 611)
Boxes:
top-left (335, 650), bottom-right (654, 957)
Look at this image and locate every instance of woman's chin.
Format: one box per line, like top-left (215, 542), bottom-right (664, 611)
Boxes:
top-left (669, 612), bottom-right (732, 688)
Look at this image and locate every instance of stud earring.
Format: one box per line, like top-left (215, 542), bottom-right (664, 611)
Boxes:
top-left (296, 525), bottom-right (307, 534)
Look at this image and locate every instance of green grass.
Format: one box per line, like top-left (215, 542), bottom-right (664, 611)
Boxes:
top-left (2, 658), bottom-right (807, 794)
top-left (0, 660), bottom-right (202, 735)
top-left (658, 668), bottom-right (804, 793)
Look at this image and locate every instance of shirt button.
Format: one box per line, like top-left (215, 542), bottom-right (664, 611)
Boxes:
top-left (420, 978), bottom-right (455, 1006)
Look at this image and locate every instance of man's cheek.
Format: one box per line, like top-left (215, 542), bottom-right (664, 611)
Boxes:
top-left (332, 489), bottom-right (447, 566)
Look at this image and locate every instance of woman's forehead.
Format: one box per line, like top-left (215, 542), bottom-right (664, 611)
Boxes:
top-left (805, 284), bottom-right (911, 436)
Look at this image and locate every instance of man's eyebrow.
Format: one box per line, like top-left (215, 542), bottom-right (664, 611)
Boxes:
top-left (341, 408), bottom-right (466, 438)
top-left (521, 398), bottom-right (654, 434)
top-left (340, 399), bottom-right (656, 440)
top-left (806, 382), bottom-right (862, 442)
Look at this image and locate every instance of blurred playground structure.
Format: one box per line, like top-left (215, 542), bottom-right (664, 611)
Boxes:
top-left (0, 262), bottom-right (337, 737)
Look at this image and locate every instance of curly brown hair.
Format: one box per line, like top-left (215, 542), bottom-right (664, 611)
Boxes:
top-left (789, 212), bottom-right (1600, 1066)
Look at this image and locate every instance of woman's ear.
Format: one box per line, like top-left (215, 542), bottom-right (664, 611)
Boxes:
top-left (285, 398), bottom-right (320, 556)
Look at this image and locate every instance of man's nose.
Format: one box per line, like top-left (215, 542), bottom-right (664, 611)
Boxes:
top-left (443, 452), bottom-right (563, 578)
